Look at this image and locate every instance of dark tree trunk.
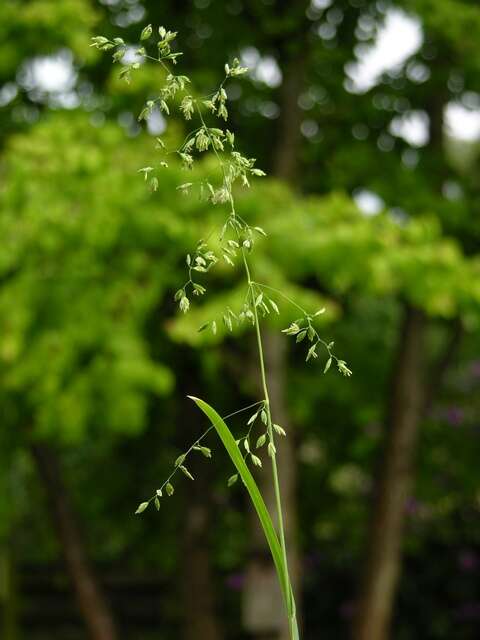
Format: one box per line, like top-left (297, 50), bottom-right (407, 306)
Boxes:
top-left (181, 455), bottom-right (222, 640)
top-left (0, 539), bottom-right (19, 640)
top-left (354, 80), bottom-right (460, 639)
top-left (181, 494), bottom-right (222, 640)
top-left (353, 305), bottom-right (426, 640)
top-left (30, 443), bottom-right (118, 640)
top-left (273, 56), bottom-right (305, 183)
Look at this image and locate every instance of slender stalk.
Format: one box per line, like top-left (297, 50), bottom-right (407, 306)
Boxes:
top-left (242, 248), bottom-right (298, 639)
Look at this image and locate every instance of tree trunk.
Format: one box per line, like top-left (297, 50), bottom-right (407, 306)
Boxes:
top-left (273, 56), bottom-right (305, 182)
top-left (181, 497), bottom-right (222, 640)
top-left (353, 305), bottom-right (426, 640)
top-left (0, 539), bottom-right (20, 640)
top-left (30, 443), bottom-right (118, 640)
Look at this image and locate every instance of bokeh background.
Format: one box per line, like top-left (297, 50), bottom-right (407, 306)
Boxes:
top-left (1, 1), bottom-right (480, 639)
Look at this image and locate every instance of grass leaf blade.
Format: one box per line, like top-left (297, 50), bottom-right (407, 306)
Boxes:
top-left (188, 395), bottom-right (291, 611)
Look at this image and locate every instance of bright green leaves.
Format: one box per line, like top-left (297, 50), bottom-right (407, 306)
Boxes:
top-left (0, 0), bottom-right (97, 76)
top-left (0, 113), bottom-right (179, 444)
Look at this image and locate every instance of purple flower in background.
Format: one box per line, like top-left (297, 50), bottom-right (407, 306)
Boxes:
top-left (364, 422), bottom-right (381, 438)
top-left (445, 406), bottom-right (464, 427)
top-left (405, 497), bottom-right (419, 516)
top-left (455, 601), bottom-right (480, 621)
top-left (339, 600), bottom-right (356, 619)
top-left (304, 551), bottom-right (322, 571)
top-left (470, 360), bottom-right (480, 378)
top-left (458, 550), bottom-right (478, 572)
top-left (225, 572), bottom-right (245, 591)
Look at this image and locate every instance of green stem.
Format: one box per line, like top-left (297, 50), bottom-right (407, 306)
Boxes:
top-left (242, 249), bottom-right (298, 639)
top-left (161, 57), bottom-right (297, 637)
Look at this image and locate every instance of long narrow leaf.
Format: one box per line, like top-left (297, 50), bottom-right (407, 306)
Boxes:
top-left (188, 395), bottom-right (291, 610)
